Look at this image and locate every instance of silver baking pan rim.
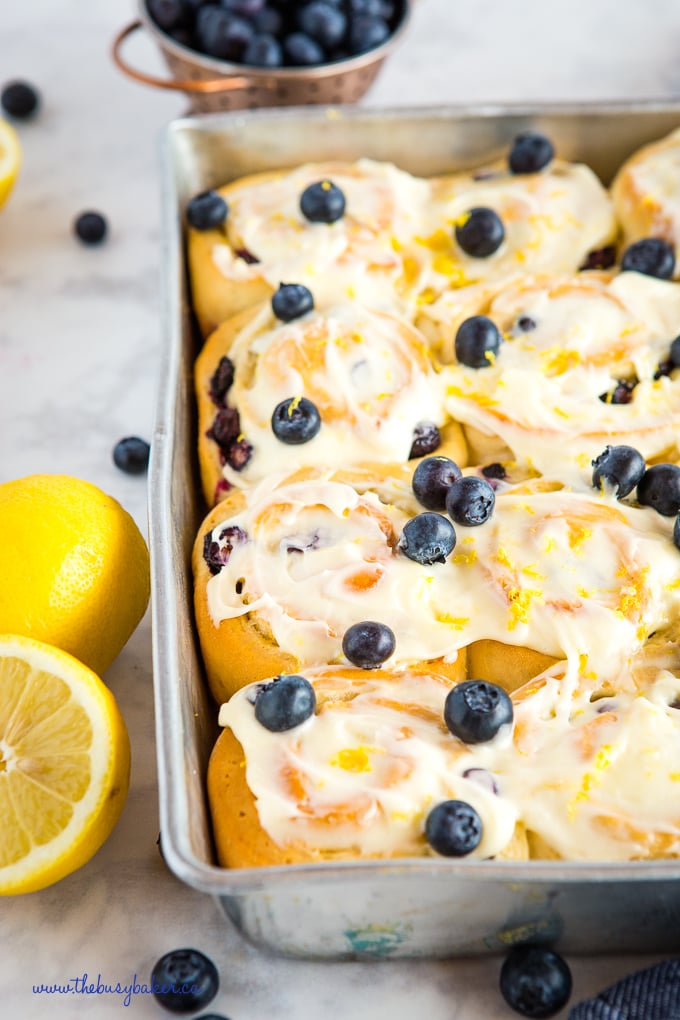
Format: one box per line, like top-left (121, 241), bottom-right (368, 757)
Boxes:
top-left (150, 101), bottom-right (680, 955)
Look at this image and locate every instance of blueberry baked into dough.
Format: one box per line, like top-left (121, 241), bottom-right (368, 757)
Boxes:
top-left (194, 295), bottom-right (467, 505)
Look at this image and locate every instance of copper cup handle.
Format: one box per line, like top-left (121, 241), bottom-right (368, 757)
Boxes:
top-left (111, 20), bottom-right (258, 94)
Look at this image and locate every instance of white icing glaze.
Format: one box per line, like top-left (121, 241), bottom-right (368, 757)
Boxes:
top-left (218, 657), bottom-right (680, 862)
top-left (425, 272), bottom-right (680, 477)
top-left (411, 160), bottom-right (616, 298)
top-left (212, 159), bottom-right (431, 310)
top-left (219, 303), bottom-right (448, 487)
top-left (205, 474), bottom-right (680, 686)
top-left (218, 666), bottom-right (518, 859)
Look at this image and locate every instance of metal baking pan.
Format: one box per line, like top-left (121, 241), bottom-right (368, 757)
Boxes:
top-left (150, 102), bottom-right (680, 959)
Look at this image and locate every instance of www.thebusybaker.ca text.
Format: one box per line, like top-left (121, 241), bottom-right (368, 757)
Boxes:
top-left (32, 972), bottom-right (200, 1008)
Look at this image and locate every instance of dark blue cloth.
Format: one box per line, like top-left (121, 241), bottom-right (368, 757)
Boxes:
top-left (569, 959), bottom-right (680, 1019)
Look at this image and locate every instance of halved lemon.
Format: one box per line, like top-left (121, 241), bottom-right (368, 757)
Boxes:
top-left (0, 634), bottom-right (130, 895)
top-left (0, 119), bottom-right (20, 209)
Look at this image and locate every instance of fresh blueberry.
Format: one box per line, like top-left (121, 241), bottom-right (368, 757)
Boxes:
top-left (409, 422), bottom-right (441, 459)
top-left (670, 336), bottom-right (680, 367)
top-left (196, 7), bottom-right (254, 59)
top-left (253, 6), bottom-right (283, 33)
top-left (271, 282), bottom-right (314, 321)
top-left (73, 211), bottom-right (108, 245)
top-left (113, 436), bottom-right (151, 475)
top-left (342, 621), bottom-right (396, 668)
top-left (283, 31), bottom-right (325, 64)
top-left (150, 948), bottom-right (219, 1014)
top-left (412, 456), bottom-right (462, 510)
top-left (499, 945), bottom-right (572, 1018)
top-left (636, 463), bottom-right (680, 516)
top-left (242, 32), bottom-right (283, 65)
top-left (255, 674), bottom-right (316, 731)
top-left (425, 799), bottom-right (482, 857)
top-left (299, 1), bottom-right (347, 48)
top-left (0, 79), bottom-right (39, 119)
top-left (398, 512), bottom-right (456, 565)
top-left (202, 525), bottom-right (247, 574)
top-left (347, 14), bottom-right (390, 54)
top-left (300, 179), bottom-right (346, 223)
top-left (591, 445), bottom-right (645, 499)
top-left (444, 680), bottom-right (513, 744)
top-left (674, 515), bottom-right (680, 552)
top-left (454, 315), bottom-right (503, 369)
top-left (222, 0), bottom-right (266, 15)
top-left (455, 207), bottom-right (505, 258)
top-left (620, 237), bottom-right (675, 280)
top-left (209, 355), bottom-right (235, 406)
top-left (271, 396), bottom-right (321, 444)
top-left (508, 132), bottom-right (555, 174)
top-left (445, 475), bottom-right (495, 527)
top-left (148, 0), bottom-right (187, 30)
top-left (186, 190), bottom-right (228, 230)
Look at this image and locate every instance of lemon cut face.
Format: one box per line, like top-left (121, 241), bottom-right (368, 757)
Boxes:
top-left (0, 635), bottom-right (130, 895)
top-left (0, 118), bottom-right (20, 209)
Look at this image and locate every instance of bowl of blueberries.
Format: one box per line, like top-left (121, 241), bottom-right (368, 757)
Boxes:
top-left (112, 0), bottom-right (411, 112)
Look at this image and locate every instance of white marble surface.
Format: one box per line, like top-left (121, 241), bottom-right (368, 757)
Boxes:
top-left (2, 0), bottom-right (680, 1016)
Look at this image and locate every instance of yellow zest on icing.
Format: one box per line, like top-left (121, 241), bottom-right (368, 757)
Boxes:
top-left (568, 746), bottom-right (613, 819)
top-left (330, 747), bottom-right (376, 772)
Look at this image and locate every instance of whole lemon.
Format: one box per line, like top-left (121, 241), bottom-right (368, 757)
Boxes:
top-left (0, 474), bottom-right (150, 674)
top-left (0, 118), bottom-right (21, 209)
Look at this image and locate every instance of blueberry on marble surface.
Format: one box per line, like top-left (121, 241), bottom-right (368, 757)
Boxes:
top-left (186, 190), bottom-right (228, 230)
top-left (508, 132), bottom-right (555, 174)
top-left (112, 436), bottom-right (150, 475)
top-left (425, 799), bottom-right (482, 857)
top-left (444, 680), bottom-right (513, 744)
top-left (73, 211), bottom-right (108, 245)
top-left (150, 948), bottom-right (219, 1014)
top-left (342, 620), bottom-right (396, 668)
top-left (1, 79), bottom-right (39, 118)
top-left (255, 674), bottom-right (316, 731)
top-left (591, 444), bottom-right (645, 499)
top-left (499, 945), bottom-right (572, 1018)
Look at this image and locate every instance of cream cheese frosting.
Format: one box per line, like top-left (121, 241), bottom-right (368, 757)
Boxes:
top-left (211, 158), bottom-right (432, 311)
top-left (218, 656), bottom-right (680, 862)
top-left (217, 302), bottom-right (449, 487)
top-left (424, 272), bottom-right (680, 477)
top-left (411, 159), bottom-right (616, 300)
top-left (205, 473), bottom-right (680, 688)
